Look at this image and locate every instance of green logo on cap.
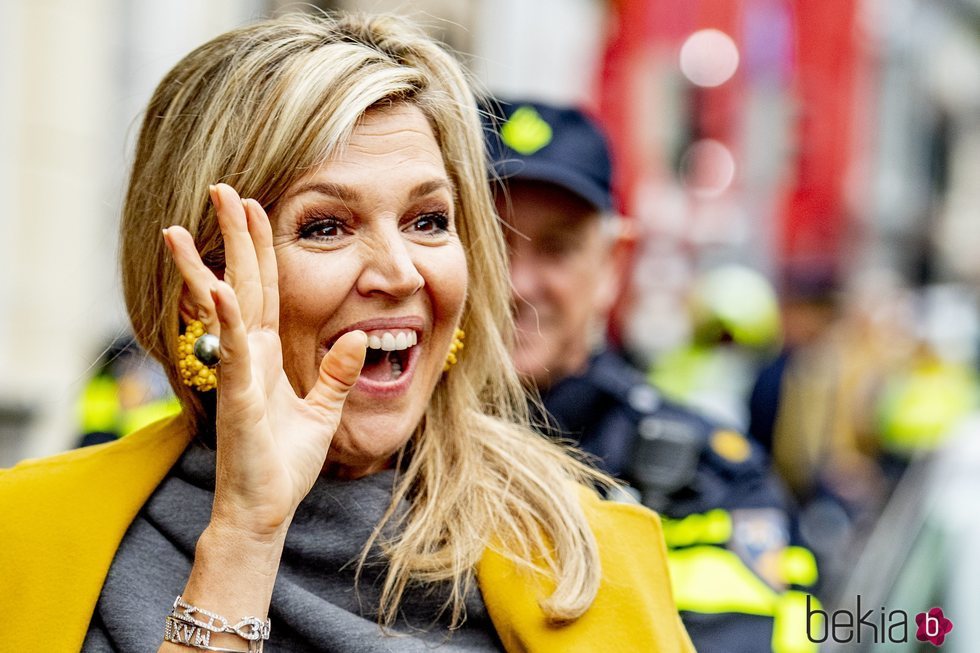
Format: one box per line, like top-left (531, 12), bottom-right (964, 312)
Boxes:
top-left (501, 106), bottom-right (553, 155)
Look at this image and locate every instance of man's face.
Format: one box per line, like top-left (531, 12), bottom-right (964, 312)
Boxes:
top-left (497, 180), bottom-right (614, 389)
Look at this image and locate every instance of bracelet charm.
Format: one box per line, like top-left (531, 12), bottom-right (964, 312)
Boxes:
top-left (165, 615), bottom-right (214, 647)
top-left (165, 596), bottom-right (270, 652)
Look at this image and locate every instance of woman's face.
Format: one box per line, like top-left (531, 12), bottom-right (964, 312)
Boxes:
top-left (272, 104), bottom-right (467, 477)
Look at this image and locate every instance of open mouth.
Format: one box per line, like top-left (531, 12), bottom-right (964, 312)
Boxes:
top-left (359, 330), bottom-right (418, 384)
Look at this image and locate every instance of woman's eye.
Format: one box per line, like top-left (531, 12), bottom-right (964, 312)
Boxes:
top-left (413, 212), bottom-right (450, 234)
top-left (298, 217), bottom-right (346, 241)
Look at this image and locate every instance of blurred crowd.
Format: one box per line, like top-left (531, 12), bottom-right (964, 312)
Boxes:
top-left (647, 265), bottom-right (980, 596)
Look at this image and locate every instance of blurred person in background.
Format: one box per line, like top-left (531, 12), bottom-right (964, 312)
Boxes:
top-left (487, 99), bottom-right (818, 653)
top-left (748, 268), bottom-right (840, 457)
top-left (746, 267), bottom-right (874, 593)
top-left (76, 337), bottom-right (179, 448)
top-left (873, 283), bottom-right (980, 464)
top-left (749, 268), bottom-right (979, 594)
top-left (0, 14), bottom-right (698, 652)
top-left (650, 264), bottom-right (783, 431)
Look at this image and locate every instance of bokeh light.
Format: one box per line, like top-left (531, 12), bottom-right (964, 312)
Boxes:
top-left (679, 138), bottom-right (736, 198)
top-left (679, 28), bottom-right (740, 87)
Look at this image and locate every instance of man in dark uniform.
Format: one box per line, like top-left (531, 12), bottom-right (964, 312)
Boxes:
top-left (485, 100), bottom-right (818, 653)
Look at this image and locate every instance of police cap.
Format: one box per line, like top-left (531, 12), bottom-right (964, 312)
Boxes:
top-left (483, 100), bottom-right (613, 212)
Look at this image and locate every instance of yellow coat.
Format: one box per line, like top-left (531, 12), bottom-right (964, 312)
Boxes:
top-left (0, 416), bottom-right (694, 652)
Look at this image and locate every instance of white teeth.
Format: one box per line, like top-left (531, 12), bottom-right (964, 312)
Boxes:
top-left (381, 332), bottom-right (396, 351)
top-left (390, 351), bottom-right (403, 379)
top-left (364, 330), bottom-right (417, 351)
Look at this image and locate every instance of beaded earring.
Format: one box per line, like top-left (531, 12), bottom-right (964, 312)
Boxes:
top-left (443, 328), bottom-right (465, 371)
top-left (177, 320), bottom-right (219, 392)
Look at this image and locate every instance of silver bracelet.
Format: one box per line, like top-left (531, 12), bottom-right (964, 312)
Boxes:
top-left (165, 615), bottom-right (255, 652)
top-left (165, 595), bottom-right (270, 652)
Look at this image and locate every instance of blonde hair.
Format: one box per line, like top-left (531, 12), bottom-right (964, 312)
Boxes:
top-left (121, 12), bottom-right (609, 627)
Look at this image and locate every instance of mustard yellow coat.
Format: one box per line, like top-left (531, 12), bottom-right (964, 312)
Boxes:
top-left (0, 416), bottom-right (695, 652)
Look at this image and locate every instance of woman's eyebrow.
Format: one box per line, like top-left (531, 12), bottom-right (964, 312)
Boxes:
top-left (286, 178), bottom-right (455, 203)
top-left (409, 178), bottom-right (455, 201)
top-left (287, 181), bottom-right (360, 203)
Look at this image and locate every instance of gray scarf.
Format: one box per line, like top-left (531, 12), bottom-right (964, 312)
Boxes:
top-left (82, 440), bottom-right (503, 652)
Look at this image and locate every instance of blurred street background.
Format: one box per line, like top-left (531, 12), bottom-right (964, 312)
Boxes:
top-left (3, 0), bottom-right (980, 648)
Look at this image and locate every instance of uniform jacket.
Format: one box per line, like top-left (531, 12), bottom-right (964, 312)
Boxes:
top-left (540, 349), bottom-right (800, 653)
top-left (0, 415), bottom-right (695, 652)
top-left (541, 350), bottom-right (787, 516)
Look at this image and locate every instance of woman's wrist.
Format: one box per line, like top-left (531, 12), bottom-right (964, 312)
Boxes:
top-left (172, 522), bottom-right (286, 642)
top-left (160, 523), bottom-right (285, 651)
top-left (209, 485), bottom-right (298, 543)
top-left (198, 520), bottom-right (289, 574)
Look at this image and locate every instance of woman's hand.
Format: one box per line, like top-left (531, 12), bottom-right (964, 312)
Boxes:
top-left (164, 183), bottom-right (367, 541)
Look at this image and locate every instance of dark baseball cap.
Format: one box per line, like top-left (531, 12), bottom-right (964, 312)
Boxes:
top-left (483, 100), bottom-right (613, 212)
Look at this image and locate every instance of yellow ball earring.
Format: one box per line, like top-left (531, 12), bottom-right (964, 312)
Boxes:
top-left (444, 328), bottom-right (465, 371)
top-left (177, 320), bottom-right (219, 392)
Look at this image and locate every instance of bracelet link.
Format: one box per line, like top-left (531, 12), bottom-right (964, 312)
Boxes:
top-left (231, 616), bottom-right (272, 641)
top-left (165, 596), bottom-right (270, 652)
top-left (166, 615), bottom-right (252, 652)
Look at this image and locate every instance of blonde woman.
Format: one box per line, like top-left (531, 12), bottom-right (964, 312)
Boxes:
top-left (0, 13), bottom-right (694, 653)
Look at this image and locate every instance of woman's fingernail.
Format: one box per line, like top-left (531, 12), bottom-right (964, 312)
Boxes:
top-left (209, 184), bottom-right (221, 211)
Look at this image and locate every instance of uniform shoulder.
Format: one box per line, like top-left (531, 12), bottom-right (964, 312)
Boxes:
top-left (589, 351), bottom-right (718, 441)
top-left (647, 395), bottom-right (768, 474)
top-left (615, 378), bottom-right (776, 514)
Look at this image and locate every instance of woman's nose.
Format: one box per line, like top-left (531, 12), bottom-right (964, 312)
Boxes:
top-left (356, 227), bottom-right (425, 298)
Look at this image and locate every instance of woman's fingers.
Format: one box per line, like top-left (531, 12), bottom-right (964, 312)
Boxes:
top-left (243, 198), bottom-right (280, 331)
top-left (211, 184), bottom-right (263, 328)
top-left (164, 226), bottom-right (220, 332)
top-left (211, 281), bottom-right (253, 397)
top-left (306, 330), bottom-right (367, 413)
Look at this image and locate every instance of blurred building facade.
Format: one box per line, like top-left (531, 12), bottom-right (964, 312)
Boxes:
top-left (0, 0), bottom-right (263, 464)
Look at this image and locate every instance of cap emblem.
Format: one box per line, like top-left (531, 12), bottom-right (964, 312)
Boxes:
top-left (501, 106), bottom-right (553, 155)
